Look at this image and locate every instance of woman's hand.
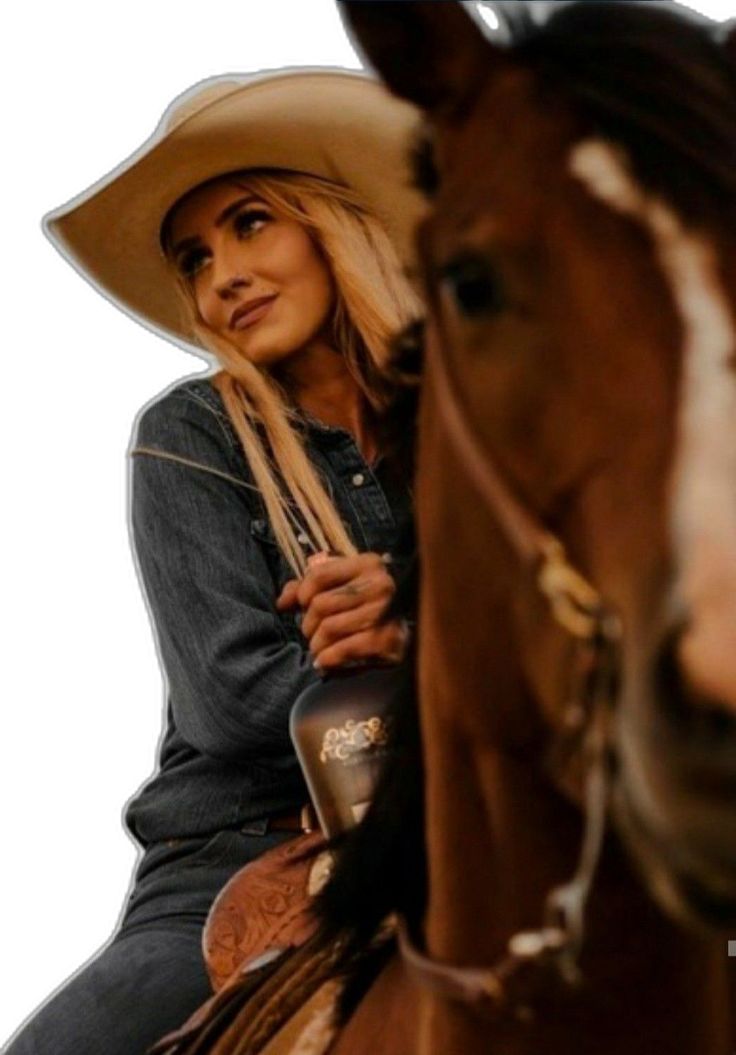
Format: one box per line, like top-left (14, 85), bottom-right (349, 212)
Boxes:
top-left (275, 551), bottom-right (411, 671)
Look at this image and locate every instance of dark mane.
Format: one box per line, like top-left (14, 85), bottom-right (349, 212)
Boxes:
top-left (413, 1), bottom-right (736, 231)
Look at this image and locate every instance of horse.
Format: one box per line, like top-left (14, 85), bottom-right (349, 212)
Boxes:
top-left (305, 3), bottom-right (736, 1054)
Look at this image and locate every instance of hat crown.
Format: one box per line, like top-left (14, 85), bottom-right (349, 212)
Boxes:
top-left (162, 78), bottom-right (246, 133)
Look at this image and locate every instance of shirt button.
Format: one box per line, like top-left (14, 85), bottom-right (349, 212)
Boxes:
top-left (351, 473), bottom-right (365, 487)
top-left (297, 532), bottom-right (309, 545)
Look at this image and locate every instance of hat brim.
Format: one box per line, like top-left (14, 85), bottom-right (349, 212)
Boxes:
top-left (42, 67), bottom-right (427, 358)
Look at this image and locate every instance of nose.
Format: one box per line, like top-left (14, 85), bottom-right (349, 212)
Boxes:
top-left (214, 269), bottom-right (251, 300)
top-left (209, 242), bottom-right (252, 300)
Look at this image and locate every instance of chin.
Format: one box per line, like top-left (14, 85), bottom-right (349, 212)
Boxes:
top-left (235, 338), bottom-right (292, 368)
top-left (239, 333), bottom-right (321, 371)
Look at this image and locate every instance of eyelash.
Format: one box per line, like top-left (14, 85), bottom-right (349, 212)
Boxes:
top-left (234, 208), bottom-right (271, 237)
top-left (178, 209), bottom-right (272, 279)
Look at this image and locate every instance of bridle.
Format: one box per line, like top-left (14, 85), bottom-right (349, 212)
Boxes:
top-left (396, 308), bottom-right (623, 1023)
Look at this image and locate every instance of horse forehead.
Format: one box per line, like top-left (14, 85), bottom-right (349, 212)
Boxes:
top-left (437, 64), bottom-right (581, 185)
top-left (428, 71), bottom-right (583, 239)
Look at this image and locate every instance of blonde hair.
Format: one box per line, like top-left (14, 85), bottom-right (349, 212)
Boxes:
top-left (160, 168), bottom-right (422, 579)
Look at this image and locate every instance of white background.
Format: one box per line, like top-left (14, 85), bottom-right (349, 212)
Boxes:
top-left (2, 0), bottom-right (734, 1045)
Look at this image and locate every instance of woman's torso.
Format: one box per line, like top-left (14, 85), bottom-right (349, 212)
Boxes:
top-left (123, 375), bottom-right (416, 849)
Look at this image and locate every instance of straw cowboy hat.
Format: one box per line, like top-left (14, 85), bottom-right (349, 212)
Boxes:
top-left (42, 66), bottom-right (427, 357)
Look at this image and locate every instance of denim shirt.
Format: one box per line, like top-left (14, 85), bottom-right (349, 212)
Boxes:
top-left (123, 376), bottom-right (416, 848)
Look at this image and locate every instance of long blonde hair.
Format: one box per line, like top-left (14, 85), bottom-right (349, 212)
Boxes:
top-left (160, 168), bottom-right (422, 579)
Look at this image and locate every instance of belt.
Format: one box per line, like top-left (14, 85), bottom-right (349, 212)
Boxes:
top-left (263, 804), bottom-right (318, 834)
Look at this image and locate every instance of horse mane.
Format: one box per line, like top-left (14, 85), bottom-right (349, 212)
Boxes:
top-left (312, 0), bottom-right (736, 1015)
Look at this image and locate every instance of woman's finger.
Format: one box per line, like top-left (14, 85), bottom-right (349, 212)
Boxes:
top-left (306, 551), bottom-right (332, 569)
top-left (300, 573), bottom-right (392, 638)
top-left (275, 550), bottom-right (331, 610)
top-left (308, 598), bottom-right (388, 655)
top-left (313, 620), bottom-right (409, 670)
top-left (275, 579), bottom-right (300, 610)
top-left (296, 552), bottom-right (387, 608)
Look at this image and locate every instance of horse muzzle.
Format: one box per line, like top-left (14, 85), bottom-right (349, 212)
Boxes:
top-left (611, 623), bottom-right (736, 931)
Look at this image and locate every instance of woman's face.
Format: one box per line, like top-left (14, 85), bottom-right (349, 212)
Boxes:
top-left (166, 178), bottom-right (336, 368)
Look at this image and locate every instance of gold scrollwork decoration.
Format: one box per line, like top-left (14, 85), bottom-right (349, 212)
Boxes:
top-left (320, 716), bottom-right (390, 763)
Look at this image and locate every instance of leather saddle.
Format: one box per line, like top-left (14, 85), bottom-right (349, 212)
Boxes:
top-left (147, 831), bottom-right (335, 1055)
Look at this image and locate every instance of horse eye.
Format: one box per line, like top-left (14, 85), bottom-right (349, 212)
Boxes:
top-left (438, 253), bottom-right (506, 318)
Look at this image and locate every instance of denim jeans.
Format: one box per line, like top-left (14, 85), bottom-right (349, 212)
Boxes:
top-left (2, 827), bottom-right (297, 1055)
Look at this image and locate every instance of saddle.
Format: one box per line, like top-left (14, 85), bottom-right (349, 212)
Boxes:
top-left (147, 664), bottom-right (405, 1055)
top-left (147, 829), bottom-right (400, 1055)
top-left (203, 830), bottom-right (330, 992)
top-left (147, 831), bottom-right (337, 1055)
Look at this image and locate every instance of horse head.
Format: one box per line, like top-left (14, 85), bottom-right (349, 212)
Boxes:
top-left (339, 0), bottom-right (736, 945)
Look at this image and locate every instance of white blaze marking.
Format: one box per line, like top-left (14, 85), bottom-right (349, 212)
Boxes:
top-left (569, 139), bottom-right (736, 703)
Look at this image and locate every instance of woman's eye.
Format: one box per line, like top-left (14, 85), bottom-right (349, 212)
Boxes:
top-left (234, 209), bottom-right (271, 236)
top-left (179, 249), bottom-right (207, 280)
top-left (438, 253), bottom-right (506, 318)
top-left (175, 210), bottom-right (272, 280)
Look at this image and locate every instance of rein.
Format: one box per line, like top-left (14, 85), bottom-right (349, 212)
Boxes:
top-left (398, 315), bottom-right (622, 1022)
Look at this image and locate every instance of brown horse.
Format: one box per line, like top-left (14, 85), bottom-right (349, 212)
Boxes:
top-left (305, 3), bottom-right (736, 1054)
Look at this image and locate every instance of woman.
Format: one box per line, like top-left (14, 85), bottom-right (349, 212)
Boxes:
top-left (3, 69), bottom-right (425, 1055)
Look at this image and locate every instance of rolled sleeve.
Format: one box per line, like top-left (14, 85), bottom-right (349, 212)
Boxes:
top-left (129, 391), bottom-right (321, 762)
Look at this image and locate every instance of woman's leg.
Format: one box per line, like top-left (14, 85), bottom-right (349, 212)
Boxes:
top-left (2, 920), bottom-right (211, 1055)
top-left (1, 828), bottom-right (298, 1055)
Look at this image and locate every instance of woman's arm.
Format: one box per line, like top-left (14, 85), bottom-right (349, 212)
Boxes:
top-left (129, 388), bottom-right (322, 763)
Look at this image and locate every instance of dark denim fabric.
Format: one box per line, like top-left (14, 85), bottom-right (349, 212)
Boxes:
top-left (124, 375), bottom-right (416, 847)
top-left (2, 829), bottom-right (298, 1055)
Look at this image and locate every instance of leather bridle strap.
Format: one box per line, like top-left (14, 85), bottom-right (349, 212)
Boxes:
top-left (396, 315), bottom-right (622, 1018)
top-left (397, 625), bottom-right (619, 1020)
top-left (397, 915), bottom-right (570, 1023)
top-left (421, 319), bottom-right (608, 641)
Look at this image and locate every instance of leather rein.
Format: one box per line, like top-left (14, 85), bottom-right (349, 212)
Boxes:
top-left (396, 315), bottom-right (623, 1023)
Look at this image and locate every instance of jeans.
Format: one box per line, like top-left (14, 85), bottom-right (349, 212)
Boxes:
top-left (2, 827), bottom-right (297, 1055)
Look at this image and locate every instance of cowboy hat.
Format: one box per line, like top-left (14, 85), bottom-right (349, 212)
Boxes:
top-left (41, 66), bottom-right (427, 357)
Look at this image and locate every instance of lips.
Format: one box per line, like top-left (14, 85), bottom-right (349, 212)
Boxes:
top-left (230, 295), bottom-right (278, 330)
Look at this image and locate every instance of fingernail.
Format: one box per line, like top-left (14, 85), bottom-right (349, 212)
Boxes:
top-left (307, 551), bottom-right (330, 568)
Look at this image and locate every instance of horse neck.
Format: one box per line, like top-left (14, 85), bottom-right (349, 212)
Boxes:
top-left (415, 556), bottom-right (731, 1055)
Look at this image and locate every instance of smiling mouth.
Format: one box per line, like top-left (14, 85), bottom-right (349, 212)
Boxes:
top-left (231, 296), bottom-right (278, 330)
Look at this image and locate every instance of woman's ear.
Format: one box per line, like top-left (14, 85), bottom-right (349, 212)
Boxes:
top-left (337, 1), bottom-right (499, 121)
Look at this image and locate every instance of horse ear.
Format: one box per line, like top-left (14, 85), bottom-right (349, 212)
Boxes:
top-left (338, 0), bottom-right (498, 119)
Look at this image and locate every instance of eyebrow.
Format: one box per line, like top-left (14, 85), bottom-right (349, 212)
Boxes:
top-left (170, 195), bottom-right (265, 259)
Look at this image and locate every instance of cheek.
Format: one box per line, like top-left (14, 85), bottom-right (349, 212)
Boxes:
top-left (288, 261), bottom-right (335, 327)
top-left (310, 265), bottom-right (336, 320)
top-left (447, 325), bottom-right (572, 503)
top-left (285, 246), bottom-right (335, 321)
